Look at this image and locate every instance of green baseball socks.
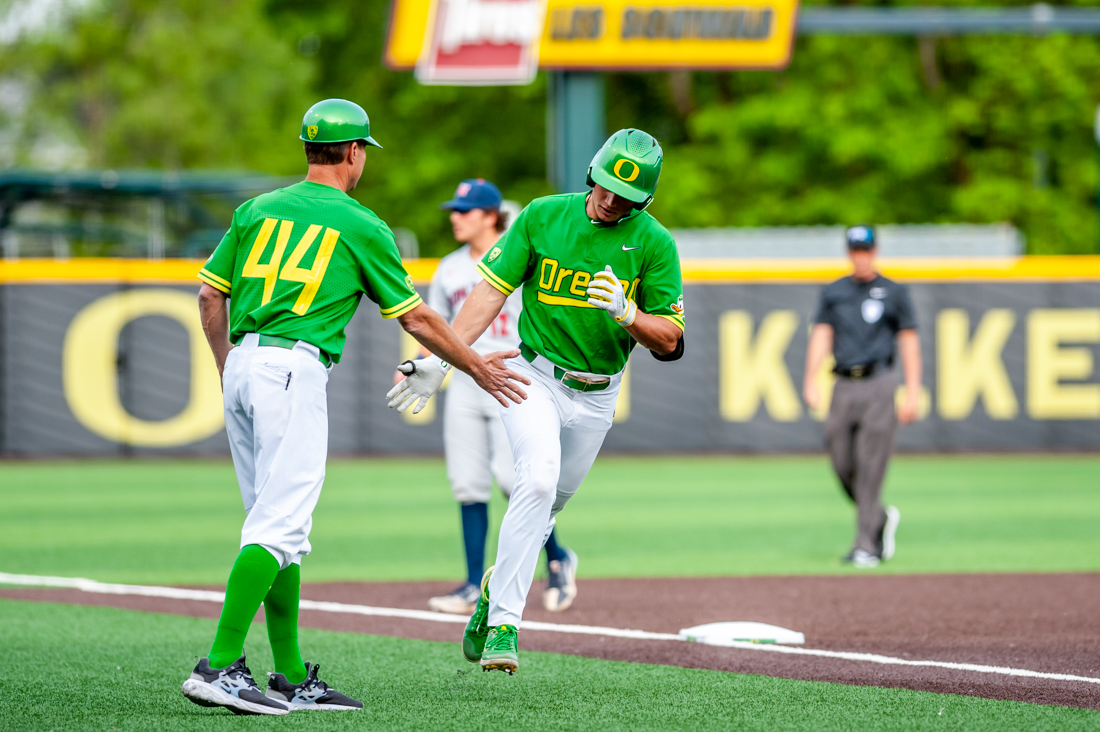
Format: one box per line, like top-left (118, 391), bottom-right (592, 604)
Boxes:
top-left (265, 563), bottom-right (306, 684)
top-left (207, 544), bottom-right (307, 684)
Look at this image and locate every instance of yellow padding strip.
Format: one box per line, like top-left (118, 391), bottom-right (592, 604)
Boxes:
top-left (678, 256), bottom-right (1100, 282)
top-left (0, 258), bottom-right (207, 283)
top-left (4, 256), bottom-right (1100, 286)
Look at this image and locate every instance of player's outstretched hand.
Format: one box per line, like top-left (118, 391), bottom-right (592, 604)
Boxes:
top-left (386, 355), bottom-right (451, 414)
top-left (474, 349), bottom-right (530, 407)
top-left (587, 265), bottom-right (637, 326)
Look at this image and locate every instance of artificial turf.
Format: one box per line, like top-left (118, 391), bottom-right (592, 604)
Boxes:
top-left (2, 600), bottom-right (1095, 732)
top-left (2, 455), bottom-right (1099, 585)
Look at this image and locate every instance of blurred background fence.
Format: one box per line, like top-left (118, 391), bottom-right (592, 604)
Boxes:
top-left (3, 1), bottom-right (1100, 456)
top-left (2, 256), bottom-right (1097, 457)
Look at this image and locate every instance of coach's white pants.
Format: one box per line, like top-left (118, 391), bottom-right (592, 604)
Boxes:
top-left (444, 372), bottom-right (514, 503)
top-left (487, 357), bottom-right (619, 628)
top-left (222, 333), bottom-right (330, 570)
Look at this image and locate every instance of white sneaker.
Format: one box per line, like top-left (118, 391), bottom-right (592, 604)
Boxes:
top-left (882, 506), bottom-right (900, 562)
top-left (848, 549), bottom-right (881, 568)
top-left (429, 583), bottom-right (480, 614)
top-left (543, 548), bottom-right (578, 611)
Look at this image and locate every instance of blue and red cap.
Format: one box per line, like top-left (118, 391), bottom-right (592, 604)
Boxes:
top-left (440, 178), bottom-right (503, 212)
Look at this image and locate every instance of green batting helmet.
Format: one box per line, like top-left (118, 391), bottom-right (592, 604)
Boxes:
top-left (299, 98), bottom-right (382, 148)
top-left (586, 129), bottom-right (662, 209)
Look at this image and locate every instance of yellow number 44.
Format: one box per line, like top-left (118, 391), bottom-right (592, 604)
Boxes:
top-left (241, 218), bottom-right (341, 315)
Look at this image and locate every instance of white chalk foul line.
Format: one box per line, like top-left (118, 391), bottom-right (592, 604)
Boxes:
top-left (2, 571), bottom-right (1097, 686)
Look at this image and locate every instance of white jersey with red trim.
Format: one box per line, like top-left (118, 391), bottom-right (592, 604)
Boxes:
top-left (429, 244), bottom-right (522, 357)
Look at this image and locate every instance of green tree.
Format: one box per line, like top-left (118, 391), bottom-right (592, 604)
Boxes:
top-left (267, 0), bottom-right (553, 257)
top-left (1, 0), bottom-right (314, 172)
top-left (608, 15), bottom-right (1100, 253)
top-left (5, 0), bottom-right (1100, 254)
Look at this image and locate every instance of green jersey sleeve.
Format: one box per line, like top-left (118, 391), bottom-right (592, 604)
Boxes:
top-left (358, 224), bottom-right (422, 319)
top-left (197, 210), bottom-right (240, 294)
top-left (636, 239), bottom-right (685, 332)
top-left (476, 206), bottom-right (534, 295)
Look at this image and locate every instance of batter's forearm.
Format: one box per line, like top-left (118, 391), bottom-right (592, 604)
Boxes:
top-left (623, 311), bottom-right (681, 354)
top-left (452, 280), bottom-right (507, 345)
top-left (198, 283), bottom-right (233, 375)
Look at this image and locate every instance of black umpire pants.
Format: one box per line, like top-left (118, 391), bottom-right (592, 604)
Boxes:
top-left (825, 371), bottom-right (898, 555)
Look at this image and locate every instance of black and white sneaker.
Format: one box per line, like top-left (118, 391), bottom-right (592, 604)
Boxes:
top-left (266, 662), bottom-right (363, 711)
top-left (182, 655), bottom-right (290, 715)
top-left (543, 547), bottom-right (578, 612)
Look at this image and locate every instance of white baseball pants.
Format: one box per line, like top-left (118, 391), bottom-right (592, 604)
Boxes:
top-left (444, 372), bottom-right (515, 503)
top-left (222, 333), bottom-right (330, 570)
top-left (487, 356), bottom-right (620, 628)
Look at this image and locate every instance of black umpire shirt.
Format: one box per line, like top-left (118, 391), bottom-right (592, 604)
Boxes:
top-left (813, 274), bottom-right (917, 371)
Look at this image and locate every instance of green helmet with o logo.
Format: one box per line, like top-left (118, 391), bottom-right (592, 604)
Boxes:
top-left (586, 129), bottom-right (662, 209)
top-left (299, 98), bottom-right (382, 148)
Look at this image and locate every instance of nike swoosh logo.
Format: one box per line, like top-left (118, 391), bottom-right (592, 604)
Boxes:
top-left (622, 245), bottom-right (641, 251)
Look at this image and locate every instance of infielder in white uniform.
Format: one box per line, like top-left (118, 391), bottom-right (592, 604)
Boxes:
top-left (405, 179), bottom-right (578, 615)
top-left (387, 130), bottom-right (684, 674)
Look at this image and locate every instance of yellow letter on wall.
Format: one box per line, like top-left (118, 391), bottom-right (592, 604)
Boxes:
top-left (936, 309), bottom-right (1018, 420)
top-left (63, 289), bottom-right (224, 446)
top-left (720, 310), bottom-right (802, 422)
top-left (1027, 309), bottom-right (1100, 420)
top-left (614, 362), bottom-right (630, 423)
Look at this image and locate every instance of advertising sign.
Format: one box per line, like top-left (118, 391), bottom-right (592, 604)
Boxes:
top-left (386, 0), bottom-right (801, 77)
top-left (414, 0), bottom-right (547, 85)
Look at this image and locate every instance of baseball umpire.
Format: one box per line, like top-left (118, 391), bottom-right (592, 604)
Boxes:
top-left (185, 99), bottom-right (527, 715)
top-left (803, 225), bottom-right (922, 568)
top-left (409, 178), bottom-right (578, 615)
top-left (388, 128), bottom-right (685, 674)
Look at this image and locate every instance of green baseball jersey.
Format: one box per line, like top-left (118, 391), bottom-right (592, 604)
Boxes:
top-left (198, 181), bottom-right (421, 363)
top-left (477, 192), bottom-right (684, 375)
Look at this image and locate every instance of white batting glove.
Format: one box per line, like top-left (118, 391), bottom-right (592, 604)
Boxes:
top-left (587, 265), bottom-right (637, 327)
top-left (386, 355), bottom-right (451, 414)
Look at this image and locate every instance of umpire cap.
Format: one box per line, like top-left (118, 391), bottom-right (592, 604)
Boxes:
top-left (846, 225), bottom-right (876, 250)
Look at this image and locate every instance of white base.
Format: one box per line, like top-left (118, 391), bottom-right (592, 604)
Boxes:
top-left (679, 621), bottom-right (805, 646)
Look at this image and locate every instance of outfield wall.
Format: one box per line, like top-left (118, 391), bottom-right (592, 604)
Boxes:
top-left (1, 257), bottom-right (1098, 456)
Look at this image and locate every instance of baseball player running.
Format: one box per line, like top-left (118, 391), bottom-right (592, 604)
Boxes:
top-left (185, 99), bottom-right (527, 715)
top-left (388, 129), bottom-right (685, 674)
top-left (418, 178), bottom-right (579, 616)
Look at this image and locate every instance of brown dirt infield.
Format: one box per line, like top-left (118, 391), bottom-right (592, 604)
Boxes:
top-left (3, 573), bottom-right (1099, 710)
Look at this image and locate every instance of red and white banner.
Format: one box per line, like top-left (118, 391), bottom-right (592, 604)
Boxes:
top-left (415, 0), bottom-right (547, 85)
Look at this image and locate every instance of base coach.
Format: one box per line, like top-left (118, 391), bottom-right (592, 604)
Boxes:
top-left (803, 225), bottom-right (922, 568)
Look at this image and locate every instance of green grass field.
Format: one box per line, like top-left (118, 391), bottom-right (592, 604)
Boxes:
top-left (1, 455), bottom-right (1098, 585)
top-left (3, 600), bottom-right (1096, 731)
top-left (3, 455), bottom-right (1098, 730)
